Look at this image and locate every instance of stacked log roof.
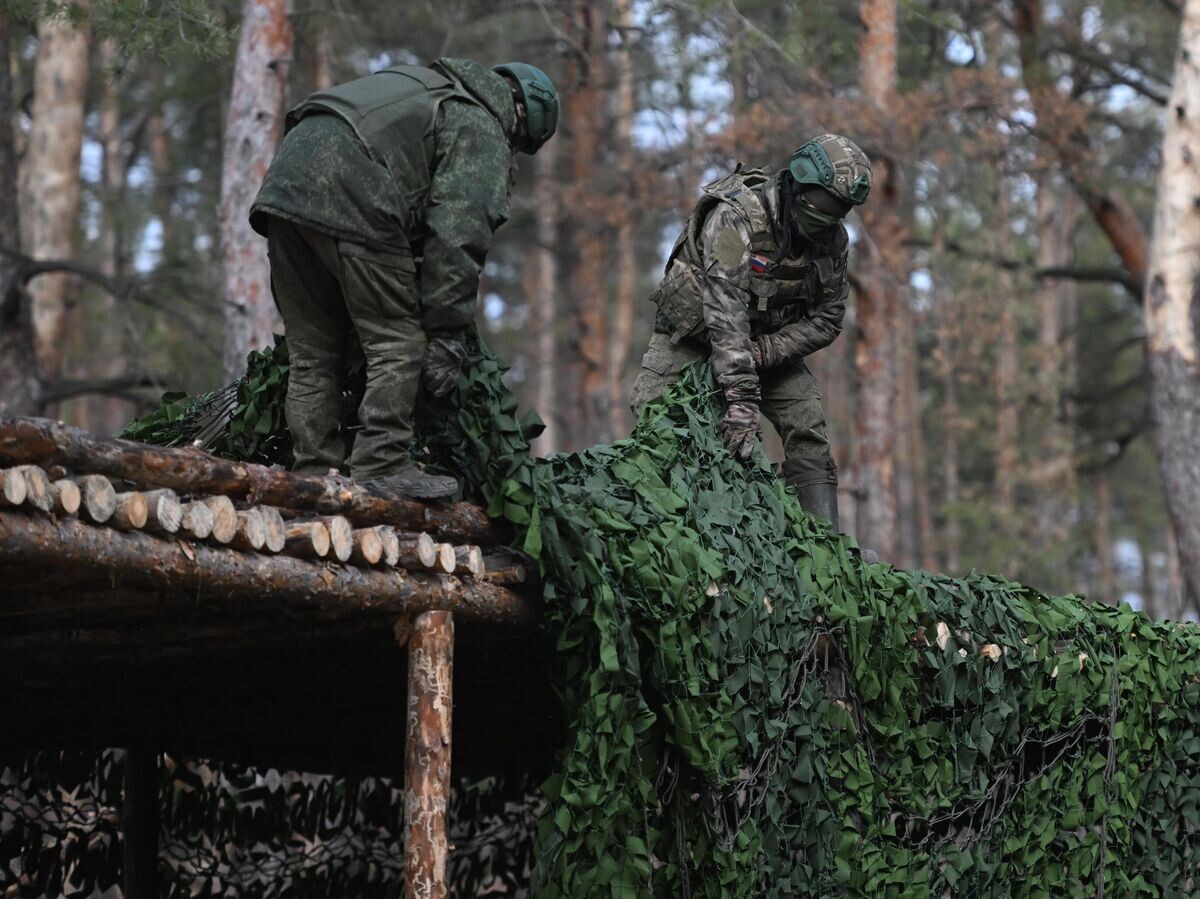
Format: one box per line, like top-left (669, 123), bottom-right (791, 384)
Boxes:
top-left (0, 415), bottom-right (555, 776)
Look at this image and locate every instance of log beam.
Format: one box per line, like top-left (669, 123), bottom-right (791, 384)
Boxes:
top-left (0, 511), bottom-right (535, 624)
top-left (0, 416), bottom-right (503, 543)
top-left (404, 610), bottom-right (453, 899)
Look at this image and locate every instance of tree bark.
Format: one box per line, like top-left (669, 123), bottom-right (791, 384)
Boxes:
top-left (565, 0), bottom-right (612, 448)
top-left (853, 0), bottom-right (902, 560)
top-left (608, 0), bottom-right (638, 438)
top-left (526, 140), bottom-right (561, 456)
top-left (220, 0), bottom-right (292, 380)
top-left (994, 198), bottom-right (1019, 518)
top-left (0, 11), bottom-right (40, 416)
top-left (0, 416), bottom-right (506, 543)
top-left (1094, 469), bottom-right (1116, 604)
top-left (22, 0), bottom-right (91, 383)
top-left (1143, 0), bottom-right (1200, 605)
top-left (404, 610), bottom-right (454, 899)
top-left (930, 200), bottom-right (960, 574)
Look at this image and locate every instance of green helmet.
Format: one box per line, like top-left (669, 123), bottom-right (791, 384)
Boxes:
top-left (789, 133), bottom-right (872, 207)
top-left (493, 62), bottom-right (560, 154)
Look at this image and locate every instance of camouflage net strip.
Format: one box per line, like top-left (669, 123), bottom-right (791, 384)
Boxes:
top-left (6, 329), bottom-right (1200, 896)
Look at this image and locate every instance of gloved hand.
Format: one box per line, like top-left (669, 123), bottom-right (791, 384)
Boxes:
top-left (751, 339), bottom-right (767, 369)
top-left (422, 336), bottom-right (466, 397)
top-left (721, 400), bottom-right (760, 461)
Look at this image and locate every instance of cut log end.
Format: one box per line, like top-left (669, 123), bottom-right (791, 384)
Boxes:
top-left (78, 475), bottom-right (117, 524)
top-left (325, 516), bottom-right (353, 563)
top-left (284, 520), bottom-right (330, 559)
top-left (111, 492), bottom-right (150, 530)
top-left (352, 527), bottom-right (384, 566)
top-left (454, 545), bottom-right (485, 578)
top-left (0, 468), bottom-right (28, 508)
top-left (259, 506), bottom-right (286, 553)
top-left (203, 495), bottom-right (237, 544)
top-left (435, 542), bottom-right (457, 575)
top-left (181, 501), bottom-right (215, 541)
top-left (234, 508), bottom-right (268, 551)
top-left (142, 488), bottom-right (182, 534)
top-left (12, 465), bottom-right (52, 512)
top-left (378, 525), bottom-right (401, 567)
top-left (50, 478), bottom-right (82, 516)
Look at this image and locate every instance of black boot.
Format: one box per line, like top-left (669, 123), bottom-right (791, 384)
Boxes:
top-left (791, 481), bottom-right (840, 531)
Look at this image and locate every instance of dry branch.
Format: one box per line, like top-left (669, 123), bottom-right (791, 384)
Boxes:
top-left (0, 416), bottom-right (503, 543)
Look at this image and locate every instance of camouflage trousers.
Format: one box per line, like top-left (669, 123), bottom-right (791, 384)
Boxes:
top-left (267, 217), bottom-right (425, 479)
top-left (630, 332), bottom-right (838, 488)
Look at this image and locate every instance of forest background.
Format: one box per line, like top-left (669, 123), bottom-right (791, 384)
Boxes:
top-left (0, 0), bottom-right (1196, 621)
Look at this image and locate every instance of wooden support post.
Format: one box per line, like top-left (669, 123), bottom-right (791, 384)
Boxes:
top-left (122, 747), bottom-right (158, 899)
top-left (405, 610), bottom-right (454, 899)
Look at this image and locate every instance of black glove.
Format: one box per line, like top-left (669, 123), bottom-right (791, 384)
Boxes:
top-left (721, 400), bottom-right (760, 461)
top-left (422, 336), bottom-right (466, 397)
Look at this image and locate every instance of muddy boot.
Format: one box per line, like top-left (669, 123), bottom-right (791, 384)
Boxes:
top-left (363, 462), bottom-right (459, 500)
top-left (791, 481), bottom-right (840, 531)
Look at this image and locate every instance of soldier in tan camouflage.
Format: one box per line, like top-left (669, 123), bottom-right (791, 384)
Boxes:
top-left (630, 134), bottom-right (872, 529)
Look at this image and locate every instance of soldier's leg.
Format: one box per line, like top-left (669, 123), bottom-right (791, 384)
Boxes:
top-left (760, 360), bottom-right (840, 529)
top-left (334, 241), bottom-right (427, 481)
top-left (629, 332), bottom-right (706, 414)
top-left (267, 218), bottom-right (350, 475)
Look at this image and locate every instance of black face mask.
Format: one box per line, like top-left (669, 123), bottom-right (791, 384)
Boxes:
top-left (790, 187), bottom-right (850, 241)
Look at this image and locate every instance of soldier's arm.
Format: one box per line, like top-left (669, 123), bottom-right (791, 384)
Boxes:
top-left (419, 101), bottom-right (512, 333)
top-left (754, 251), bottom-right (847, 367)
top-left (701, 206), bottom-right (760, 403)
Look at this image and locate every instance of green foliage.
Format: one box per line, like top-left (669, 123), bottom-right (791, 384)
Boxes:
top-left (23, 331), bottom-right (1200, 894)
top-left (4, 0), bottom-right (234, 57)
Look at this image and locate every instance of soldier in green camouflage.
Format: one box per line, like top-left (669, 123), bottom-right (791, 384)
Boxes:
top-left (250, 58), bottom-right (558, 498)
top-left (630, 134), bottom-right (871, 529)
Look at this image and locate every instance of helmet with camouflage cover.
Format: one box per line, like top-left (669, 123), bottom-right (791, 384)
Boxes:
top-left (788, 133), bottom-right (872, 208)
top-left (492, 62), bottom-right (560, 154)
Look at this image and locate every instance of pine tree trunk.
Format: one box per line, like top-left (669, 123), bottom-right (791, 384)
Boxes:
top-left (527, 141), bottom-right (561, 456)
top-left (219, 0), bottom-right (292, 380)
top-left (607, 0), bottom-right (637, 439)
top-left (0, 11), bottom-right (40, 416)
top-left (565, 0), bottom-right (611, 448)
top-left (853, 0), bottom-right (902, 559)
top-left (1033, 172), bottom-right (1079, 550)
top-left (1144, 0), bottom-right (1200, 606)
top-left (1094, 469), bottom-right (1116, 604)
top-left (22, 1), bottom-right (91, 384)
top-left (931, 204), bottom-right (960, 574)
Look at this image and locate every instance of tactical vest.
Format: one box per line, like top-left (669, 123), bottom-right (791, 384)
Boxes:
top-left (651, 167), bottom-right (847, 342)
top-left (286, 64), bottom-right (475, 223)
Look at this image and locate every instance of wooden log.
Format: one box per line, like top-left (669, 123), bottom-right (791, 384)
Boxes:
top-left (0, 416), bottom-right (504, 543)
top-left (50, 478), bottom-right (81, 516)
top-left (405, 610), bottom-right (454, 899)
top-left (202, 495), bottom-right (237, 544)
top-left (233, 508), bottom-right (267, 551)
top-left (78, 475), bottom-right (116, 524)
top-left (110, 492), bottom-right (149, 530)
top-left (180, 501), bottom-right (214, 540)
top-left (0, 467), bottom-right (27, 507)
top-left (352, 527), bottom-right (384, 566)
top-left (482, 557), bottom-right (529, 586)
top-left (0, 510), bottom-right (534, 624)
top-left (378, 526), bottom-right (402, 568)
top-left (397, 533), bottom-right (439, 570)
top-left (259, 506), bottom-right (286, 553)
top-left (434, 543), bottom-right (456, 575)
top-left (12, 465), bottom-right (52, 512)
top-left (323, 515), bottom-right (353, 563)
top-left (142, 489), bottom-right (183, 534)
top-left (283, 520), bottom-right (330, 559)
top-left (453, 545), bottom-right (484, 579)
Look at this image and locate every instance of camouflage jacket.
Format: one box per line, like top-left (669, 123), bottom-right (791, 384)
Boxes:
top-left (651, 170), bottom-right (848, 403)
top-left (251, 58), bottom-right (517, 333)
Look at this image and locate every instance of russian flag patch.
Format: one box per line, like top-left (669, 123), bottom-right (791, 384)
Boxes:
top-left (750, 253), bottom-right (770, 274)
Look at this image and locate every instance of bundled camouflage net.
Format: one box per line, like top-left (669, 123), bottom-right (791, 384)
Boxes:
top-left (11, 330), bottom-right (1200, 896)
